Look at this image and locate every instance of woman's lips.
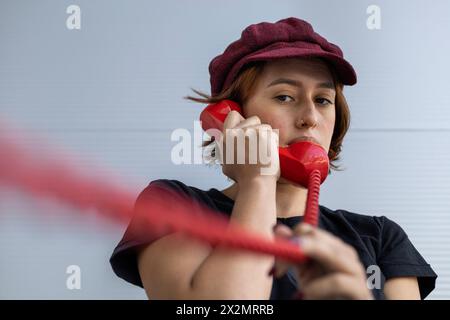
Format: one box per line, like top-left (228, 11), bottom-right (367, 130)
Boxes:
top-left (288, 136), bottom-right (320, 145)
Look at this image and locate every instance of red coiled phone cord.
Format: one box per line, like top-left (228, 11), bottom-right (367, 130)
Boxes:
top-left (303, 169), bottom-right (321, 227)
top-left (0, 130), bottom-right (321, 264)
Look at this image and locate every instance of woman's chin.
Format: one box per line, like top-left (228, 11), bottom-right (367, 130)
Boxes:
top-left (278, 176), bottom-right (306, 188)
top-left (277, 176), bottom-right (291, 184)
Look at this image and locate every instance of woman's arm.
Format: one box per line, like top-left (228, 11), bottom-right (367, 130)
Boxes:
top-left (188, 177), bottom-right (277, 299)
top-left (137, 177), bottom-right (277, 300)
top-left (384, 277), bottom-right (420, 299)
top-left (138, 112), bottom-right (280, 299)
top-left (273, 224), bottom-right (423, 300)
top-left (184, 112), bottom-right (280, 299)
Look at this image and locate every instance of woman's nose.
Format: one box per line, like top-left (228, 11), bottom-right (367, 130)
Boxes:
top-left (294, 102), bottom-right (318, 129)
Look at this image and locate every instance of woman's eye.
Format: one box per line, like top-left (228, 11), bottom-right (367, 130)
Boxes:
top-left (316, 97), bottom-right (333, 106)
top-left (274, 95), bottom-right (294, 103)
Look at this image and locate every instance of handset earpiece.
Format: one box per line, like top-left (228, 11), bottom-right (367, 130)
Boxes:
top-left (200, 100), bottom-right (242, 132)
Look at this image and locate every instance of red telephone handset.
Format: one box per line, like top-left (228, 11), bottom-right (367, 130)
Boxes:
top-left (200, 100), bottom-right (329, 226)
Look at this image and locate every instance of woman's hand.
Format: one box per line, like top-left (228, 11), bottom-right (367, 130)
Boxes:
top-left (217, 111), bottom-right (280, 184)
top-left (272, 223), bottom-right (374, 300)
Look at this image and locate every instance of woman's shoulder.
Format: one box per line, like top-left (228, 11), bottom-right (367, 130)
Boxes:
top-left (318, 206), bottom-right (414, 259)
top-left (139, 179), bottom-right (232, 215)
top-left (143, 178), bottom-right (196, 194)
top-left (319, 206), bottom-right (437, 299)
top-left (319, 205), bottom-right (398, 237)
top-left (139, 179), bottom-right (207, 200)
top-left (110, 179), bottom-right (227, 288)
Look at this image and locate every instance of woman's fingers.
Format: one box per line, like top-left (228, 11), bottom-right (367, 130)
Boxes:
top-left (274, 223), bottom-right (292, 237)
top-left (221, 123), bottom-right (278, 166)
top-left (234, 115), bottom-right (261, 129)
top-left (272, 224), bottom-right (295, 278)
top-left (273, 223), bottom-right (362, 277)
top-left (223, 112), bottom-right (261, 131)
top-left (273, 223), bottom-right (325, 281)
top-left (218, 111), bottom-right (243, 159)
top-left (293, 225), bottom-right (363, 275)
top-left (223, 110), bottom-right (245, 130)
top-left (301, 273), bottom-right (355, 300)
top-left (296, 261), bottom-right (325, 284)
top-left (293, 222), bottom-right (315, 236)
top-left (271, 223), bottom-right (371, 300)
top-left (302, 273), bottom-right (373, 300)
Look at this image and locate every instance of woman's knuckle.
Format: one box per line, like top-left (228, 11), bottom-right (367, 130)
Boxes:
top-left (344, 245), bottom-right (358, 259)
top-left (294, 223), bottom-right (315, 236)
top-left (231, 128), bottom-right (240, 137)
top-left (333, 274), bottom-right (347, 288)
top-left (251, 115), bottom-right (261, 123)
top-left (317, 241), bottom-right (332, 257)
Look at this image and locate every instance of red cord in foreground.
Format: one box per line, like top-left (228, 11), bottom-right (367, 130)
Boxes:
top-left (0, 126), bottom-right (310, 264)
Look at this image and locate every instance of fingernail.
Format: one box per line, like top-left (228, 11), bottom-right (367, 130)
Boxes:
top-left (299, 223), bottom-right (314, 234)
top-left (288, 235), bottom-right (302, 246)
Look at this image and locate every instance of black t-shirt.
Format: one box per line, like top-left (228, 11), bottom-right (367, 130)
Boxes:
top-left (110, 179), bottom-right (437, 300)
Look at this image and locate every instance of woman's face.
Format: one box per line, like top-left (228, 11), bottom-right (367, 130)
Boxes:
top-left (243, 57), bottom-right (336, 154)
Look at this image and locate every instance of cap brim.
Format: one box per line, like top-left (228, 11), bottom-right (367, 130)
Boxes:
top-left (224, 46), bottom-right (357, 89)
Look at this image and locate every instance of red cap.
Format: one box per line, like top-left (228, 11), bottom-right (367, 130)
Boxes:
top-left (209, 17), bottom-right (357, 96)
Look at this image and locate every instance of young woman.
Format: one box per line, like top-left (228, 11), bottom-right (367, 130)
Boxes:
top-left (110, 17), bottom-right (437, 300)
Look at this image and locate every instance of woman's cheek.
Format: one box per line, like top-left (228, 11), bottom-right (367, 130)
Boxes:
top-left (323, 121), bottom-right (335, 151)
top-left (324, 121), bottom-right (333, 137)
top-left (254, 109), bottom-right (279, 128)
top-left (267, 119), bottom-right (289, 144)
top-left (245, 104), bottom-right (289, 142)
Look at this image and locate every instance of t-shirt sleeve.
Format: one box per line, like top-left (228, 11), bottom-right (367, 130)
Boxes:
top-left (376, 216), bottom-right (437, 299)
top-left (109, 179), bottom-right (204, 288)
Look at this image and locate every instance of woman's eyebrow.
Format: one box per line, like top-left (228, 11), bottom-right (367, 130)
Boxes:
top-left (266, 78), bottom-right (335, 91)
